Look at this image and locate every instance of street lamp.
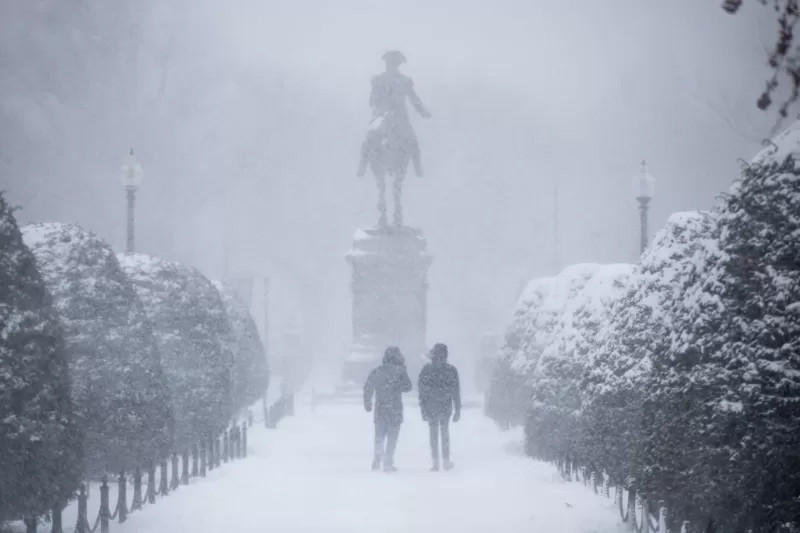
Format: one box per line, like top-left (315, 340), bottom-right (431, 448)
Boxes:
top-left (119, 149), bottom-right (144, 254)
top-left (633, 160), bottom-right (655, 255)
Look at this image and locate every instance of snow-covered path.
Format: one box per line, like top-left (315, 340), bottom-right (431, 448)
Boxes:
top-left (113, 400), bottom-right (624, 533)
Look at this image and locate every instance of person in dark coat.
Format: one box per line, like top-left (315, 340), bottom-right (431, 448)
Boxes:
top-left (364, 346), bottom-right (412, 472)
top-left (418, 343), bottom-right (461, 471)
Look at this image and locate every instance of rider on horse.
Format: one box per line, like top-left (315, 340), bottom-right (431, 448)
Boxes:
top-left (357, 50), bottom-right (431, 178)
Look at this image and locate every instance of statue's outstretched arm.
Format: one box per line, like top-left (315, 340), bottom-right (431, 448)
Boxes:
top-left (408, 85), bottom-right (431, 118)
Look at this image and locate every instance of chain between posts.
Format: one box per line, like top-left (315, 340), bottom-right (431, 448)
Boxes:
top-left (40, 410), bottom-right (261, 533)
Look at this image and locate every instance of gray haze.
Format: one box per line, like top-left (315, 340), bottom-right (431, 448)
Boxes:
top-left (0, 1), bottom-right (779, 381)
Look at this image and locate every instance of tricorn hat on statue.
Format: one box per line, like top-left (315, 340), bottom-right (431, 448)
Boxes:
top-left (382, 50), bottom-right (407, 65)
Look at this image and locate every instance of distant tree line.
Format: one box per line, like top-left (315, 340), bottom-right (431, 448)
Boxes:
top-left (0, 199), bottom-right (269, 524)
top-left (487, 137), bottom-right (800, 532)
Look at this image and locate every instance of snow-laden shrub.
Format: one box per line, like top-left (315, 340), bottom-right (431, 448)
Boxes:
top-left (212, 281), bottom-right (269, 413)
top-left (0, 197), bottom-right (81, 521)
top-left (524, 264), bottom-right (633, 461)
top-left (486, 277), bottom-right (555, 427)
top-left (22, 223), bottom-right (173, 475)
top-left (579, 211), bottom-right (717, 486)
top-left (639, 141), bottom-right (800, 531)
top-left (119, 254), bottom-right (233, 448)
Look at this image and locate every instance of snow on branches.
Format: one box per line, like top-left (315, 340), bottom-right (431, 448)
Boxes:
top-left (0, 197), bottom-right (81, 521)
top-left (119, 254), bottom-right (234, 448)
top-left (22, 223), bottom-right (173, 475)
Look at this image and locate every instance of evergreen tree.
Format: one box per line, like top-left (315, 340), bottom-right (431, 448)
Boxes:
top-left (119, 254), bottom-right (233, 448)
top-left (213, 281), bottom-right (269, 413)
top-left (0, 197), bottom-right (81, 521)
top-left (22, 223), bottom-right (173, 474)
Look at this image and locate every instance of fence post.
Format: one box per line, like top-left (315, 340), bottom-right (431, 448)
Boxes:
top-left (100, 476), bottom-right (110, 533)
top-left (248, 410), bottom-right (253, 427)
top-left (24, 516), bottom-right (37, 533)
top-left (627, 489), bottom-right (637, 531)
top-left (182, 450), bottom-right (189, 485)
top-left (118, 470), bottom-right (128, 523)
top-left (191, 445), bottom-right (198, 477)
top-left (658, 503), bottom-right (667, 533)
top-left (147, 463), bottom-right (156, 504)
top-left (207, 436), bottom-right (214, 471)
top-left (242, 424), bottom-right (248, 458)
top-left (223, 429), bottom-right (229, 463)
top-left (681, 520), bottom-right (690, 533)
top-left (132, 467), bottom-right (142, 511)
top-left (51, 505), bottom-right (63, 533)
top-left (642, 498), bottom-right (650, 533)
top-left (170, 452), bottom-right (179, 490)
top-left (199, 440), bottom-right (207, 477)
top-left (159, 460), bottom-right (169, 495)
top-left (76, 484), bottom-right (87, 533)
top-left (215, 435), bottom-right (222, 468)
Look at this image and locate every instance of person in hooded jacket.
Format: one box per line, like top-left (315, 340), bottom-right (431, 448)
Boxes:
top-left (364, 346), bottom-right (412, 472)
top-left (418, 343), bottom-right (461, 471)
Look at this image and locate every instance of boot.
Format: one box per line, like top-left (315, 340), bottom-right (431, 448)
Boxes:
top-left (371, 458), bottom-right (381, 471)
top-left (412, 154), bottom-right (424, 177)
top-left (443, 460), bottom-right (454, 471)
top-left (383, 464), bottom-right (397, 473)
top-left (357, 155), bottom-right (368, 177)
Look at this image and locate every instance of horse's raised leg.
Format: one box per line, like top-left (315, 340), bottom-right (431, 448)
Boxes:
top-left (375, 170), bottom-right (388, 229)
top-left (392, 169), bottom-right (406, 228)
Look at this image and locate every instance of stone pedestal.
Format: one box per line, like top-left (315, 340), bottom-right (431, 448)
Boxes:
top-left (343, 226), bottom-right (433, 385)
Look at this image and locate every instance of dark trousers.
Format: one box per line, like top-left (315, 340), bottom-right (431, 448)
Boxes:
top-left (428, 417), bottom-right (450, 466)
top-left (374, 420), bottom-right (401, 466)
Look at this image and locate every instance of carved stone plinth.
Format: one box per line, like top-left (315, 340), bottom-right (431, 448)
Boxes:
top-left (343, 226), bottom-right (433, 385)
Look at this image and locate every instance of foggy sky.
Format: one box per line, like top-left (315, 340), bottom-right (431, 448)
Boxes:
top-left (0, 0), bottom-right (780, 380)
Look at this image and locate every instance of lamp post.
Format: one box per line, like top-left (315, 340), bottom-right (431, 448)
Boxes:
top-left (120, 149), bottom-right (144, 254)
top-left (633, 160), bottom-right (655, 255)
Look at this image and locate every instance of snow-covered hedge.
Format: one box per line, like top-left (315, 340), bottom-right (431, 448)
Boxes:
top-left (0, 197), bottom-right (81, 521)
top-left (579, 211), bottom-right (718, 487)
top-left (522, 264), bottom-right (633, 462)
top-left (498, 122), bottom-right (800, 532)
top-left (486, 277), bottom-right (555, 427)
top-left (22, 223), bottom-right (173, 475)
top-left (213, 281), bottom-right (269, 413)
top-left (119, 254), bottom-right (233, 449)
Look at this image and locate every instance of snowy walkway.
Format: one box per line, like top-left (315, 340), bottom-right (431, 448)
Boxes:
top-left (111, 400), bottom-right (624, 533)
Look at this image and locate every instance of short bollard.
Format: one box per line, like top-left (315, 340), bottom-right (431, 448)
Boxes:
top-left (118, 471), bottom-right (128, 523)
top-left (171, 452), bottom-right (179, 490)
top-left (200, 440), bottom-right (207, 476)
top-left (147, 464), bottom-right (156, 504)
top-left (76, 484), bottom-right (88, 533)
top-left (100, 476), bottom-right (110, 532)
top-left (51, 505), bottom-right (63, 533)
top-left (160, 460), bottom-right (169, 495)
top-left (182, 450), bottom-right (190, 485)
top-left (132, 468), bottom-right (143, 511)
top-left (192, 445), bottom-right (199, 477)
top-left (207, 436), bottom-right (215, 471)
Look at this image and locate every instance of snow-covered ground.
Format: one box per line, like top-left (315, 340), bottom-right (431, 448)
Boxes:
top-left (103, 397), bottom-right (624, 533)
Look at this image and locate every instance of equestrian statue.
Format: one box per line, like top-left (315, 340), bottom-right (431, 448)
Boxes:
top-left (357, 50), bottom-right (431, 229)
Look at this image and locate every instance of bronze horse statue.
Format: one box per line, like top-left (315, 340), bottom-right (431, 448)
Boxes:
top-left (357, 50), bottom-right (430, 229)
